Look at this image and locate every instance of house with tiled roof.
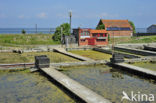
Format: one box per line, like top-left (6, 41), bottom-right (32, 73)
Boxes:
top-left (147, 24), bottom-right (156, 33)
top-left (97, 19), bottom-right (133, 37)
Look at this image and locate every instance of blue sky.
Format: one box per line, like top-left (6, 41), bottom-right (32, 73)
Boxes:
top-left (0, 0), bottom-right (156, 28)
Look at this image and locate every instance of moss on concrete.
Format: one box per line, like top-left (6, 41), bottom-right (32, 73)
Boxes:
top-left (130, 62), bottom-right (156, 71)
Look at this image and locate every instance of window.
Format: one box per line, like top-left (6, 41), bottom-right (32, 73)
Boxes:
top-left (81, 39), bottom-right (85, 42)
top-left (100, 34), bottom-right (103, 37)
top-left (96, 39), bottom-right (106, 42)
top-left (86, 32), bottom-right (90, 36)
top-left (93, 33), bottom-right (97, 37)
top-left (83, 32), bottom-right (85, 36)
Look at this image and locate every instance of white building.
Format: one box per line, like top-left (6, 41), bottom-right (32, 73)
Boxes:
top-left (147, 24), bottom-right (156, 33)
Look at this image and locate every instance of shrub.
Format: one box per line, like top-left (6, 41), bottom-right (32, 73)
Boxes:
top-left (96, 24), bottom-right (105, 30)
top-left (129, 21), bottom-right (136, 34)
top-left (53, 23), bottom-right (70, 42)
top-left (22, 29), bottom-right (26, 34)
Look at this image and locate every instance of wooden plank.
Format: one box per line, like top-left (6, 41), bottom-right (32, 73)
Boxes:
top-left (41, 67), bottom-right (111, 103)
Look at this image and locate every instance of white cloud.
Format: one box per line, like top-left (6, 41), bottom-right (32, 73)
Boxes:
top-left (18, 15), bottom-right (25, 19)
top-left (37, 12), bottom-right (47, 18)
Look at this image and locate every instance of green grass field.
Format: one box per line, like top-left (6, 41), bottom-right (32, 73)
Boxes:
top-left (109, 35), bottom-right (156, 44)
top-left (0, 52), bottom-right (79, 64)
top-left (69, 50), bottom-right (112, 60)
top-left (0, 34), bottom-right (156, 47)
top-left (0, 34), bottom-right (60, 46)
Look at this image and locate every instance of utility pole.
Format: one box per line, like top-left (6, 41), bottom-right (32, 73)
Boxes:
top-left (69, 10), bottom-right (72, 48)
top-left (35, 24), bottom-right (37, 34)
top-left (69, 10), bottom-right (72, 34)
top-left (61, 27), bottom-right (63, 47)
top-left (111, 26), bottom-right (115, 56)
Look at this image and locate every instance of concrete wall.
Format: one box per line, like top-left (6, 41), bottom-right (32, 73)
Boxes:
top-left (115, 46), bottom-right (156, 56)
top-left (93, 48), bottom-right (140, 59)
top-left (107, 30), bottom-right (132, 37)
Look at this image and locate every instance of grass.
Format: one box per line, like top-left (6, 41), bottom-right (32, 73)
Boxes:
top-left (129, 62), bottom-right (156, 71)
top-left (0, 68), bottom-right (30, 73)
top-left (0, 34), bottom-right (60, 46)
top-left (0, 34), bottom-right (156, 47)
top-left (109, 35), bottom-right (156, 44)
top-left (69, 50), bottom-right (112, 60)
top-left (0, 52), bottom-right (79, 64)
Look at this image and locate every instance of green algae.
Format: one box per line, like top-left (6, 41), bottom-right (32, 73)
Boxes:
top-left (0, 52), bottom-right (79, 64)
top-left (62, 65), bottom-right (156, 103)
top-left (0, 68), bottom-right (30, 73)
top-left (69, 50), bottom-right (112, 60)
top-left (130, 62), bottom-right (156, 71)
top-left (0, 71), bottom-right (75, 103)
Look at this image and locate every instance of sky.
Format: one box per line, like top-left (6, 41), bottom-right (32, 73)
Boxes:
top-left (0, 0), bottom-right (156, 28)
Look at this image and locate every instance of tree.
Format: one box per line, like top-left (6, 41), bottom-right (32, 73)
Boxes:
top-left (108, 33), bottom-right (110, 41)
top-left (129, 21), bottom-right (136, 34)
top-left (21, 29), bottom-right (26, 34)
top-left (96, 24), bottom-right (105, 30)
top-left (53, 23), bottom-right (70, 42)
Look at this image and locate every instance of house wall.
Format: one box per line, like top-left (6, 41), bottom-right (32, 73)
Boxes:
top-left (147, 26), bottom-right (156, 33)
top-left (78, 29), bottom-right (108, 46)
top-left (95, 39), bottom-right (108, 46)
top-left (107, 30), bottom-right (133, 37)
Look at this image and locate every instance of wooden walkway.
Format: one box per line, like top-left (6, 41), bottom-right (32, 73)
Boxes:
top-left (40, 67), bottom-right (111, 103)
top-left (51, 60), bottom-right (107, 67)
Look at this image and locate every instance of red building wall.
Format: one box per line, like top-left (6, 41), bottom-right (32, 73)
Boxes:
top-left (77, 29), bottom-right (108, 46)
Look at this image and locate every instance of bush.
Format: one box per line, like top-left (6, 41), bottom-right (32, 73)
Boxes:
top-left (22, 29), bottom-right (26, 34)
top-left (108, 33), bottom-right (110, 41)
top-left (129, 21), bottom-right (136, 34)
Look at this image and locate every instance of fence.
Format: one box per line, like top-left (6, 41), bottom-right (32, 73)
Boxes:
top-left (134, 28), bottom-right (156, 36)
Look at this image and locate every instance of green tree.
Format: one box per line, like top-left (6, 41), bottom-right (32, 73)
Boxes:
top-left (53, 23), bottom-right (70, 41)
top-left (108, 33), bottom-right (110, 41)
top-left (129, 21), bottom-right (136, 34)
top-left (22, 29), bottom-right (26, 34)
top-left (96, 24), bottom-right (105, 30)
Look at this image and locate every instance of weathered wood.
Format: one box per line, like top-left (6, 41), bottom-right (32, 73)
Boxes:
top-left (40, 67), bottom-right (111, 103)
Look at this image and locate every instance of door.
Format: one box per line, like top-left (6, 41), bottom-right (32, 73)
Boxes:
top-left (88, 38), bottom-right (95, 45)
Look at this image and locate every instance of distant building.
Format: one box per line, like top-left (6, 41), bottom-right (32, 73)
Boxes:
top-left (73, 28), bottom-right (108, 46)
top-left (97, 19), bottom-right (133, 37)
top-left (147, 24), bottom-right (156, 33)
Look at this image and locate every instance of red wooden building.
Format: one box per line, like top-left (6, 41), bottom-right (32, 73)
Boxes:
top-left (73, 28), bottom-right (108, 46)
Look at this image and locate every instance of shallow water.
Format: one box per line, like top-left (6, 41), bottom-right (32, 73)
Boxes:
top-left (0, 71), bottom-right (75, 103)
top-left (62, 65), bottom-right (156, 103)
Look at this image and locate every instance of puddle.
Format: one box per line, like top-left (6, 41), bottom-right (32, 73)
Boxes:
top-left (0, 71), bottom-right (75, 103)
top-left (62, 65), bottom-right (156, 103)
